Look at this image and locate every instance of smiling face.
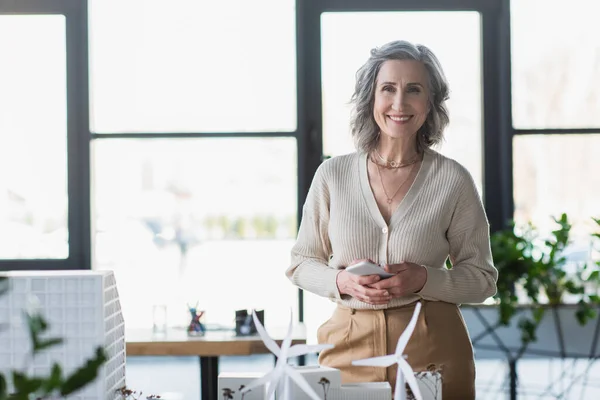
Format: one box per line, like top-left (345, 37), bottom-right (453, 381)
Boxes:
top-left (373, 59), bottom-right (430, 142)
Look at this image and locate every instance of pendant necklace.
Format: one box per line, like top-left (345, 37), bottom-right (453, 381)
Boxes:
top-left (374, 159), bottom-right (417, 215)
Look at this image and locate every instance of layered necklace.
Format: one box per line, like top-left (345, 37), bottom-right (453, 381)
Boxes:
top-left (369, 150), bottom-right (421, 215)
top-left (372, 148), bottom-right (421, 169)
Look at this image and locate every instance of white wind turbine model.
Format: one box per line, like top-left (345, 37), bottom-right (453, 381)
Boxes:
top-left (352, 302), bottom-right (424, 400)
top-left (240, 310), bottom-right (334, 400)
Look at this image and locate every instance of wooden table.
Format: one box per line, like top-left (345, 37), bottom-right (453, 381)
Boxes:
top-left (126, 325), bottom-right (307, 400)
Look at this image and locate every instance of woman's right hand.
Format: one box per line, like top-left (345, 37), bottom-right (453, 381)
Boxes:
top-left (336, 266), bottom-right (392, 305)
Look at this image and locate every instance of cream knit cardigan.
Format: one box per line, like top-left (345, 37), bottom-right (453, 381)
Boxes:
top-left (286, 149), bottom-right (498, 310)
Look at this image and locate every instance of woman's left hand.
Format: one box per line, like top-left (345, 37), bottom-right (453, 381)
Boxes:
top-left (368, 262), bottom-right (427, 297)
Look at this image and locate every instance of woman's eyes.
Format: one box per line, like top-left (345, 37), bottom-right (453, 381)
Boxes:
top-left (382, 86), bottom-right (421, 94)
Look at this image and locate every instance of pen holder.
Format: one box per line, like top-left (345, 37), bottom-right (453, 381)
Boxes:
top-left (235, 309), bottom-right (264, 336)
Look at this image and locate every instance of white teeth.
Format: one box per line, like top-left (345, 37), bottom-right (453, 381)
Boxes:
top-left (389, 115), bottom-right (411, 122)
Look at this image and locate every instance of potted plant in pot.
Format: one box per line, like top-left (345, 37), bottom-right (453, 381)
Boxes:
top-left (490, 213), bottom-right (600, 347)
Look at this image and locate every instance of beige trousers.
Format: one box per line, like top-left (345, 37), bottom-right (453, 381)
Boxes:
top-left (317, 300), bottom-right (475, 400)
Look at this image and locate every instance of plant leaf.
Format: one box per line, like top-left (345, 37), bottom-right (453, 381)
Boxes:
top-left (34, 338), bottom-right (64, 353)
top-left (12, 371), bottom-right (43, 395)
top-left (587, 271), bottom-right (600, 282)
top-left (60, 347), bottom-right (107, 396)
top-left (0, 374), bottom-right (7, 400)
top-left (532, 307), bottom-right (545, 323)
top-left (518, 318), bottom-right (538, 344)
top-left (40, 363), bottom-right (64, 394)
top-left (588, 294), bottom-right (600, 303)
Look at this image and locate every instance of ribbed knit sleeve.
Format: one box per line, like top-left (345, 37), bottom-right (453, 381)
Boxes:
top-left (417, 168), bottom-right (498, 304)
top-left (286, 162), bottom-right (342, 301)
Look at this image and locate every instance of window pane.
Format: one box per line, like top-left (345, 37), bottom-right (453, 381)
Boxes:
top-left (0, 15), bottom-right (68, 259)
top-left (321, 12), bottom-right (483, 193)
top-left (511, 0), bottom-right (600, 129)
top-left (92, 138), bottom-right (297, 329)
top-left (513, 135), bottom-right (600, 245)
top-left (89, 0), bottom-right (297, 133)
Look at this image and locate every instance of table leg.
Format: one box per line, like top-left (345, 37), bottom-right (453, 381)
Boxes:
top-left (200, 356), bottom-right (219, 400)
top-left (509, 359), bottom-right (517, 400)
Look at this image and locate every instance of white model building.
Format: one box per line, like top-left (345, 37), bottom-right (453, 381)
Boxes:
top-left (218, 371), bottom-right (267, 400)
top-left (219, 365), bottom-right (442, 400)
top-left (0, 270), bottom-right (126, 400)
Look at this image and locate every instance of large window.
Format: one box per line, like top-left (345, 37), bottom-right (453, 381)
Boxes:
top-left (0, 15), bottom-right (68, 259)
top-left (92, 138), bottom-right (298, 328)
top-left (511, 0), bottom-right (600, 247)
top-left (513, 135), bottom-right (600, 240)
top-left (88, 0), bottom-right (297, 133)
top-left (88, 0), bottom-right (299, 329)
top-left (0, 0), bottom-right (87, 271)
top-left (2, 0), bottom-right (599, 345)
top-left (511, 0), bottom-right (600, 129)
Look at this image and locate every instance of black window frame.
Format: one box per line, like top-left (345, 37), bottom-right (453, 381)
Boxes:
top-left (0, 0), bottom-right (90, 271)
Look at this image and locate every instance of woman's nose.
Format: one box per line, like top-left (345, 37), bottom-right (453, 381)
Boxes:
top-left (392, 92), bottom-right (405, 111)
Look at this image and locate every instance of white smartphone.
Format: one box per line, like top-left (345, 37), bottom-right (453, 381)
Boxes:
top-left (345, 260), bottom-right (394, 278)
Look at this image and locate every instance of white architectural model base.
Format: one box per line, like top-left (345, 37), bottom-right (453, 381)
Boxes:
top-left (218, 365), bottom-right (442, 400)
top-left (0, 270), bottom-right (126, 400)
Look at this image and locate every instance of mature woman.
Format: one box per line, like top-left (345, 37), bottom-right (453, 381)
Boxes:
top-left (286, 40), bottom-right (498, 399)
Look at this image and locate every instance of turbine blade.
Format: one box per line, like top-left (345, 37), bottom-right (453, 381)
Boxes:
top-left (278, 310), bottom-right (294, 361)
top-left (351, 354), bottom-right (397, 367)
top-left (265, 379), bottom-right (277, 400)
top-left (395, 302), bottom-right (422, 356)
top-left (253, 310), bottom-right (280, 357)
top-left (288, 344), bottom-right (333, 358)
top-left (394, 372), bottom-right (405, 400)
top-left (397, 359), bottom-right (423, 400)
top-left (285, 365), bottom-right (323, 400)
top-left (240, 370), bottom-right (274, 395)
top-left (265, 367), bottom-right (285, 400)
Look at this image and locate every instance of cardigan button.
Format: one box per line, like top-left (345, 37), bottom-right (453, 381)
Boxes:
top-left (382, 227), bottom-right (388, 234)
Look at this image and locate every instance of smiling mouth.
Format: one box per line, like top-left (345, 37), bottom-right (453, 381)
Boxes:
top-left (388, 115), bottom-right (412, 122)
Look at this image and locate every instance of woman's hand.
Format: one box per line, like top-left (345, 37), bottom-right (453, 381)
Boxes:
top-left (336, 260), bottom-right (392, 305)
top-left (368, 262), bottom-right (427, 298)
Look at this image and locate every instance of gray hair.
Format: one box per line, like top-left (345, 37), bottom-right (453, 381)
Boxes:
top-left (350, 40), bottom-right (450, 153)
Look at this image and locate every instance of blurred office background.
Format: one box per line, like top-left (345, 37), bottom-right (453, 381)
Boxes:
top-left (1, 0), bottom-right (599, 398)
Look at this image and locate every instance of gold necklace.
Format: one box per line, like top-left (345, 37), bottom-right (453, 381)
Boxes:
top-left (374, 160), bottom-right (417, 214)
top-left (373, 148), bottom-right (420, 169)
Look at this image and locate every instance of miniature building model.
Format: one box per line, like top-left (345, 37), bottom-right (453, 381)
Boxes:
top-left (219, 365), bottom-right (442, 400)
top-left (220, 305), bottom-right (442, 400)
top-left (0, 270), bottom-right (126, 400)
top-left (289, 365), bottom-right (390, 400)
top-left (218, 372), bottom-right (266, 400)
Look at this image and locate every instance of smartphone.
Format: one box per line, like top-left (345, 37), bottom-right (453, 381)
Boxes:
top-left (345, 260), bottom-right (394, 278)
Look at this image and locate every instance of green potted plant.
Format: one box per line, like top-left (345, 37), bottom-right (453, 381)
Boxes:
top-left (490, 213), bottom-right (600, 346)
